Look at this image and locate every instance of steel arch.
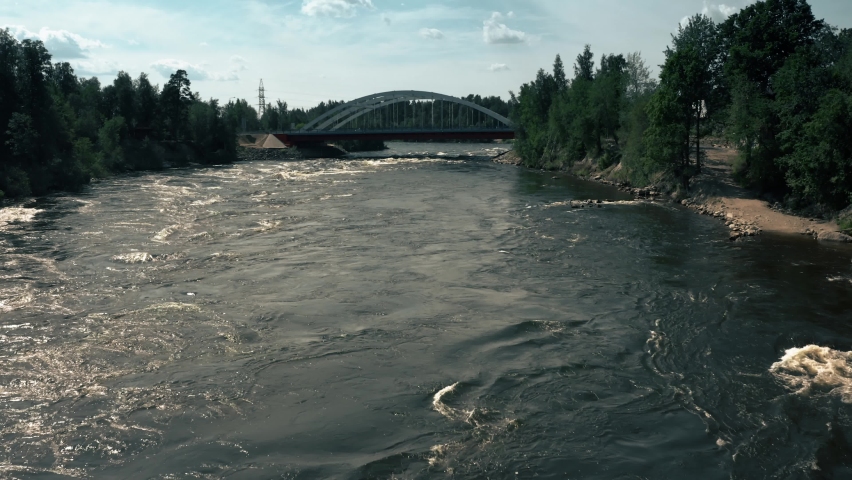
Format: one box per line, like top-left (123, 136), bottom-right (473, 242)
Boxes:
top-left (300, 90), bottom-right (513, 132)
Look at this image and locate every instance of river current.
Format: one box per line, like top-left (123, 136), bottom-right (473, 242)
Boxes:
top-left (1, 143), bottom-right (852, 479)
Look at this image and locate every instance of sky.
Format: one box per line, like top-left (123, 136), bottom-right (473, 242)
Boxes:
top-left (2, 0), bottom-right (851, 108)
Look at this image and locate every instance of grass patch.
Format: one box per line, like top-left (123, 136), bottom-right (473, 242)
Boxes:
top-left (839, 216), bottom-right (852, 234)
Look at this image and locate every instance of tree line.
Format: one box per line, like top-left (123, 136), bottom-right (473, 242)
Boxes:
top-left (0, 29), bottom-right (237, 199)
top-left (512, 0), bottom-right (852, 211)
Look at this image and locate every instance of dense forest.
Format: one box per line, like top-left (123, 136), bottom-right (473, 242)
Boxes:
top-left (0, 30), bottom-right (239, 199)
top-left (512, 0), bottom-right (852, 212)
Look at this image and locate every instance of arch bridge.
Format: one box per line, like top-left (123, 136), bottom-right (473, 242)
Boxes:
top-left (273, 90), bottom-right (514, 147)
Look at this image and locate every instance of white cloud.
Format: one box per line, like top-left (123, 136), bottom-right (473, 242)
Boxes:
top-left (73, 58), bottom-right (121, 76)
top-left (489, 63), bottom-right (510, 72)
top-left (682, 2), bottom-right (739, 27)
top-left (230, 55), bottom-right (249, 71)
top-left (301, 0), bottom-right (374, 18)
top-left (419, 28), bottom-right (444, 40)
top-left (150, 59), bottom-right (239, 82)
top-left (703, 2), bottom-right (739, 22)
top-left (6, 25), bottom-right (106, 59)
top-left (483, 12), bottom-right (526, 45)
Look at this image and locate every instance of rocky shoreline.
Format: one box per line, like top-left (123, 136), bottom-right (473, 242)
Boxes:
top-left (493, 147), bottom-right (852, 243)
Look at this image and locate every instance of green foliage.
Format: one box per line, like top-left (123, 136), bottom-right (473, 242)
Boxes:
top-left (719, 0), bottom-right (825, 194)
top-left (619, 91), bottom-right (657, 185)
top-left (0, 29), bottom-right (237, 200)
top-left (97, 116), bottom-right (126, 170)
top-left (510, 0), bottom-right (852, 210)
top-left (644, 14), bottom-right (721, 181)
top-left (73, 137), bottom-right (106, 178)
top-left (720, 0), bottom-right (823, 91)
top-left (160, 70), bottom-right (195, 141)
top-left (839, 215), bottom-right (852, 234)
top-left (780, 89), bottom-right (852, 208)
top-left (0, 166), bottom-right (31, 197)
top-left (514, 47), bottom-right (634, 172)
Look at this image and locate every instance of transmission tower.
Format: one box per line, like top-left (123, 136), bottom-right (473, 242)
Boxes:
top-left (258, 79), bottom-right (266, 117)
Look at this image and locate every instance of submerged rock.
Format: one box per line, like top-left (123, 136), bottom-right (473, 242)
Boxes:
top-left (817, 231), bottom-right (852, 243)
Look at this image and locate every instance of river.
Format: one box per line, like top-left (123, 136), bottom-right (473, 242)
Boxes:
top-left (1, 143), bottom-right (851, 479)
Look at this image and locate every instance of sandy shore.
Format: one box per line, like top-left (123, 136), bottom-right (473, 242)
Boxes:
top-left (685, 146), bottom-right (850, 242)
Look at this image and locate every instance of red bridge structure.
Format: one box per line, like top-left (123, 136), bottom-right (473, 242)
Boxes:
top-left (272, 91), bottom-right (514, 147)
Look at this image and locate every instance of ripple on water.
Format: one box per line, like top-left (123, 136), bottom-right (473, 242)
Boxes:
top-left (0, 298), bottom-right (254, 474)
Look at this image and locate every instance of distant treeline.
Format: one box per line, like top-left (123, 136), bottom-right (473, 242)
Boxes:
top-left (0, 30), bottom-right (242, 199)
top-left (512, 0), bottom-right (852, 210)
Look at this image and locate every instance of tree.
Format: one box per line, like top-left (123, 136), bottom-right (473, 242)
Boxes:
top-left (574, 45), bottom-right (595, 82)
top-left (780, 89), bottom-right (852, 208)
top-left (160, 69), bottom-right (195, 140)
top-left (134, 73), bottom-right (159, 131)
top-left (720, 0), bottom-right (823, 92)
top-left (112, 71), bottom-right (136, 126)
top-left (644, 83), bottom-right (692, 187)
top-left (223, 98), bottom-right (260, 132)
top-left (71, 77), bottom-right (104, 141)
top-left (553, 54), bottom-right (568, 92)
top-left (49, 62), bottom-right (79, 98)
top-left (625, 52), bottom-right (657, 101)
top-left (650, 14), bottom-right (721, 175)
top-left (260, 99), bottom-right (289, 131)
top-left (592, 54), bottom-right (628, 147)
top-left (719, 0), bottom-right (825, 192)
top-left (0, 29), bottom-right (21, 166)
top-left (772, 27), bottom-right (852, 207)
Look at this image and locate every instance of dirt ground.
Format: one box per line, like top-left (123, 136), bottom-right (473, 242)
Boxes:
top-left (689, 146), bottom-right (844, 239)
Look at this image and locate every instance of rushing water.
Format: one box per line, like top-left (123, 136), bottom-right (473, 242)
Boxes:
top-left (1, 142), bottom-right (852, 479)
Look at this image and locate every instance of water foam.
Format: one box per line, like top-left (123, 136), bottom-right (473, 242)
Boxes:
top-left (253, 220), bottom-right (281, 232)
top-left (432, 383), bottom-right (488, 424)
top-left (111, 252), bottom-right (154, 264)
top-left (770, 345), bottom-right (852, 403)
top-left (0, 207), bottom-right (40, 229)
top-left (433, 383), bottom-right (461, 420)
top-left (143, 302), bottom-right (203, 313)
top-left (152, 225), bottom-right (180, 243)
top-left (190, 196), bottom-right (220, 206)
top-left (827, 276), bottom-right (852, 284)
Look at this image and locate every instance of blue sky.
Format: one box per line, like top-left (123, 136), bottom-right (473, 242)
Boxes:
top-left (2, 0), bottom-right (851, 108)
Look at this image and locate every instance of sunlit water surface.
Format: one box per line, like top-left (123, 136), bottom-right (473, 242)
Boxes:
top-left (2, 142), bottom-right (852, 479)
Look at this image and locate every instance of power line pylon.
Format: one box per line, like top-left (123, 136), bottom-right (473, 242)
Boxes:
top-left (258, 79), bottom-right (266, 117)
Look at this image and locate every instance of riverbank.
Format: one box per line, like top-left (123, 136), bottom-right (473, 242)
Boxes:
top-left (683, 147), bottom-right (850, 242)
top-left (495, 146), bottom-right (852, 243)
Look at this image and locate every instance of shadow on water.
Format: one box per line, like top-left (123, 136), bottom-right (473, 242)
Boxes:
top-left (514, 168), bottom-right (635, 202)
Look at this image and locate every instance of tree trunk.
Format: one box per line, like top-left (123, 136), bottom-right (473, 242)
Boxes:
top-left (695, 104), bottom-right (701, 174)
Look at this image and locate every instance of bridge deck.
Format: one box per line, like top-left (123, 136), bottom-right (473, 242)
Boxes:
top-left (272, 128), bottom-right (514, 147)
